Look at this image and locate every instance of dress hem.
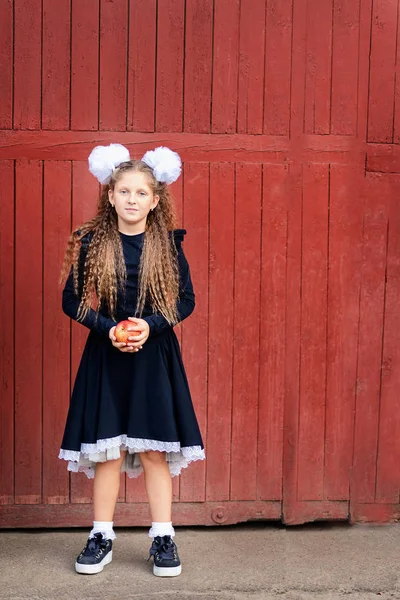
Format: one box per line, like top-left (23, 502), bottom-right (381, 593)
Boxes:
top-left (58, 435), bottom-right (205, 479)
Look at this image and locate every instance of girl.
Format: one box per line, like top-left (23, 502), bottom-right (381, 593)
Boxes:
top-left (58, 144), bottom-right (205, 577)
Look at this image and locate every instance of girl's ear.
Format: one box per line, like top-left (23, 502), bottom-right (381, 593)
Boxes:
top-left (108, 188), bottom-right (114, 206)
top-left (151, 195), bottom-right (160, 211)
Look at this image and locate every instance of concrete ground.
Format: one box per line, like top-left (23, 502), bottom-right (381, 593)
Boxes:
top-left (1, 522), bottom-right (399, 600)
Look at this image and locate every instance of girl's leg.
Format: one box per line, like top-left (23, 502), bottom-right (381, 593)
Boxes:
top-left (93, 449), bottom-right (127, 520)
top-left (75, 450), bottom-right (127, 574)
top-left (140, 451), bottom-right (181, 577)
top-left (139, 451), bottom-right (172, 522)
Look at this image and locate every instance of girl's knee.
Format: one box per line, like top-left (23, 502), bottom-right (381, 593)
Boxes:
top-left (139, 450), bottom-right (167, 466)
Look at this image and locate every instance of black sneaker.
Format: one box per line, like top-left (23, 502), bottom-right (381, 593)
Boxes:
top-left (148, 535), bottom-right (182, 577)
top-left (75, 532), bottom-right (113, 574)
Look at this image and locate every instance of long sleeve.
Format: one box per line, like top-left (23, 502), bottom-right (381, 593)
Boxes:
top-left (62, 237), bottom-right (117, 338)
top-left (143, 241), bottom-right (195, 336)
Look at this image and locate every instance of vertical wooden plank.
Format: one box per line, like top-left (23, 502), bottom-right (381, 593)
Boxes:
top-left (330, 0), bottom-right (360, 136)
top-left (325, 165), bottom-right (363, 500)
top-left (127, 0), bottom-right (156, 132)
top-left (69, 162), bottom-right (99, 505)
top-left (42, 0), bottom-right (71, 130)
top-left (394, 4), bottom-right (400, 143)
top-left (205, 163), bottom-right (235, 502)
top-left (282, 163), bottom-right (303, 523)
top-left (0, 0), bottom-right (13, 129)
top-left (257, 164), bottom-right (287, 501)
top-left (352, 174), bottom-right (388, 503)
top-left (290, 0), bottom-right (307, 140)
top-left (180, 162), bottom-right (209, 503)
top-left (183, 0), bottom-right (213, 133)
top-left (304, 0), bottom-right (333, 134)
top-left (375, 175), bottom-right (400, 502)
top-left (70, 0), bottom-right (99, 131)
top-left (237, 0), bottom-right (265, 134)
top-left (43, 162), bottom-right (71, 504)
top-left (357, 0), bottom-right (373, 141)
top-left (283, 0), bottom-right (306, 523)
top-left (99, 0), bottom-right (128, 131)
top-left (264, 0), bottom-right (293, 135)
top-left (14, 0), bottom-right (42, 129)
top-left (230, 164), bottom-right (261, 500)
top-left (297, 163), bottom-right (329, 501)
top-left (14, 160), bottom-right (43, 504)
top-left (156, 0), bottom-right (184, 132)
top-left (368, 0), bottom-right (398, 142)
top-left (211, 0), bottom-right (240, 133)
top-left (0, 161), bottom-right (14, 505)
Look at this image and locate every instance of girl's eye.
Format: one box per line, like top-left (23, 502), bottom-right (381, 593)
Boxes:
top-left (120, 190), bottom-right (128, 194)
top-left (138, 191), bottom-right (146, 196)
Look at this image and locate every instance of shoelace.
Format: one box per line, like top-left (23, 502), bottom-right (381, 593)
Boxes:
top-left (82, 533), bottom-right (108, 556)
top-left (148, 535), bottom-right (176, 561)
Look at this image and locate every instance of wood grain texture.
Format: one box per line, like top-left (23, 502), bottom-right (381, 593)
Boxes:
top-left (127, 0), bottom-right (156, 132)
top-left (0, 0), bottom-right (13, 129)
top-left (324, 165), bottom-right (363, 500)
top-left (0, 161), bottom-right (15, 505)
top-left (156, 0), bottom-right (185, 132)
top-left (14, 160), bottom-right (43, 504)
top-left (71, 0), bottom-right (100, 131)
top-left (368, 0), bottom-right (398, 142)
top-left (282, 163), bottom-right (303, 524)
top-left (257, 164), bottom-right (287, 501)
top-left (264, 0), bottom-right (293, 135)
top-left (42, 0), bottom-right (71, 130)
top-left (183, 0), bottom-right (213, 133)
top-left (42, 162), bottom-right (71, 504)
top-left (351, 174), bottom-right (389, 503)
top-left (205, 163), bottom-right (235, 502)
top-left (304, 0), bottom-right (332, 134)
top-left (237, 0), bottom-right (265, 134)
top-left (297, 163), bottom-right (329, 501)
top-left (331, 0), bottom-right (360, 135)
top-left (230, 163), bottom-right (262, 501)
top-left (211, 0), bottom-right (240, 133)
top-left (99, 0), bottom-right (128, 131)
top-left (13, 0), bottom-right (42, 129)
top-left (375, 174), bottom-right (400, 502)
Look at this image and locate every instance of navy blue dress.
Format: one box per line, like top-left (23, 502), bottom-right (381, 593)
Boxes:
top-left (58, 229), bottom-right (205, 479)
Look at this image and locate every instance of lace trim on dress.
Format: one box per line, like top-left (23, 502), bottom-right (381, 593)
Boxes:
top-left (58, 436), bottom-right (205, 480)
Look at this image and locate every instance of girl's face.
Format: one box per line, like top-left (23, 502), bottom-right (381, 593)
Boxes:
top-left (108, 170), bottom-right (159, 234)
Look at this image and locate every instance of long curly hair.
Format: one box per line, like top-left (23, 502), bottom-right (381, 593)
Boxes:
top-left (60, 160), bottom-right (180, 324)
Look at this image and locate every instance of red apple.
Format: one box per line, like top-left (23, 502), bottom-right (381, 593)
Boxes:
top-left (114, 320), bottom-right (141, 343)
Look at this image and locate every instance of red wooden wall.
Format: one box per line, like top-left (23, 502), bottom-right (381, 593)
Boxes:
top-left (1, 0), bottom-right (400, 527)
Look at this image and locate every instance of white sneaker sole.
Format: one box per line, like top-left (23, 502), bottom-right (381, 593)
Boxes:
top-left (153, 564), bottom-right (182, 577)
top-left (75, 550), bottom-right (113, 574)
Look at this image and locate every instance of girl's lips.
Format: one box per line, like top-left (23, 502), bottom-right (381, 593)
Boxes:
top-left (125, 207), bottom-right (138, 212)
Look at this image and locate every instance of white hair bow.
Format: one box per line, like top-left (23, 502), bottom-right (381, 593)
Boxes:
top-left (88, 144), bottom-right (182, 185)
top-left (88, 144), bottom-right (130, 184)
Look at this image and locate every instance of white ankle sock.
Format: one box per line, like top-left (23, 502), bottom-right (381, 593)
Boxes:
top-left (148, 521), bottom-right (175, 539)
top-left (89, 520), bottom-right (116, 541)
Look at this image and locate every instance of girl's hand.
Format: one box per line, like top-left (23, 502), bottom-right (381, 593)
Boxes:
top-left (126, 317), bottom-right (150, 349)
top-left (109, 319), bottom-right (150, 353)
top-left (109, 326), bottom-right (132, 352)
